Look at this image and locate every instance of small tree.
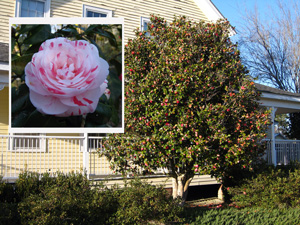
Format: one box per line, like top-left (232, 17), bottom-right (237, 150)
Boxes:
top-left (103, 15), bottom-right (270, 202)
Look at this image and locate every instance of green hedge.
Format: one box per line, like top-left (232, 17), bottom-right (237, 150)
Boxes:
top-left (228, 166), bottom-right (300, 208)
top-left (184, 207), bottom-right (300, 225)
top-left (0, 172), bottom-right (182, 225)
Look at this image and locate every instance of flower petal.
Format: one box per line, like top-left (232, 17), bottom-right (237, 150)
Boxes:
top-left (30, 91), bottom-right (69, 115)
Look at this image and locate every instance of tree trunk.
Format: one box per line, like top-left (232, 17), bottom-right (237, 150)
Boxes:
top-left (172, 174), bottom-right (193, 204)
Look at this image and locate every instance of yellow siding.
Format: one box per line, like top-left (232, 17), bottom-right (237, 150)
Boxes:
top-left (92, 174), bottom-right (218, 189)
top-left (0, 0), bottom-right (15, 43)
top-left (0, 0), bottom-right (215, 185)
top-left (51, 0), bottom-right (208, 40)
top-left (0, 87), bottom-right (9, 135)
top-left (1, 136), bottom-right (83, 176)
top-left (0, 0), bottom-right (209, 43)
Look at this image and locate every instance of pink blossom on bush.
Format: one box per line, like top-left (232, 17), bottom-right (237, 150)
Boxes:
top-left (25, 37), bottom-right (109, 117)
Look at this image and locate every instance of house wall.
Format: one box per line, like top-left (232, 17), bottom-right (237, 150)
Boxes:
top-left (0, 0), bottom-right (15, 43)
top-left (0, 87), bottom-right (9, 135)
top-left (0, 0), bottom-right (208, 43)
top-left (51, 0), bottom-right (208, 40)
top-left (0, 0), bottom-right (217, 185)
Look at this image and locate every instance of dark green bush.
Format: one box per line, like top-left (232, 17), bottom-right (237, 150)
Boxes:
top-left (15, 171), bottom-right (55, 200)
top-left (18, 172), bottom-right (118, 225)
top-left (110, 179), bottom-right (183, 225)
top-left (184, 206), bottom-right (300, 225)
top-left (0, 177), bottom-right (16, 203)
top-left (4, 172), bottom-right (184, 224)
top-left (0, 202), bottom-right (21, 225)
top-left (228, 167), bottom-right (300, 208)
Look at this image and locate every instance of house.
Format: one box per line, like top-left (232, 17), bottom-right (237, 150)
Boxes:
top-left (255, 83), bottom-right (300, 165)
top-left (2, 0), bottom-right (300, 188)
top-left (0, 0), bottom-right (224, 188)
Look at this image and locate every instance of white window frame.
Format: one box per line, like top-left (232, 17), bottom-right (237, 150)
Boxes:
top-left (9, 133), bottom-right (47, 152)
top-left (15, 0), bottom-right (51, 17)
top-left (83, 5), bottom-right (112, 17)
top-left (141, 17), bottom-right (150, 32)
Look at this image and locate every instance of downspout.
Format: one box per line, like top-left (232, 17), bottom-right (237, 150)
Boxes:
top-left (271, 107), bottom-right (277, 165)
top-left (83, 133), bottom-right (89, 179)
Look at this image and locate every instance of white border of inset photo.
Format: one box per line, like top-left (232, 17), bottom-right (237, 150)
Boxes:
top-left (9, 17), bottom-right (124, 133)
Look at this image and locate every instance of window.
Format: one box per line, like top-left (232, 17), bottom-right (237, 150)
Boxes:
top-left (9, 133), bottom-right (46, 152)
top-left (83, 5), bottom-right (112, 17)
top-left (15, 0), bottom-right (51, 17)
top-left (141, 17), bottom-right (150, 32)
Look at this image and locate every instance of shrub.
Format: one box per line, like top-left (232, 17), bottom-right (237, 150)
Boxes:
top-left (110, 179), bottom-right (183, 225)
top-left (228, 167), bottom-right (300, 208)
top-left (184, 206), bottom-right (300, 225)
top-left (0, 177), bottom-right (16, 203)
top-left (0, 202), bottom-right (21, 225)
top-left (15, 171), bottom-right (54, 200)
top-left (18, 172), bottom-right (118, 225)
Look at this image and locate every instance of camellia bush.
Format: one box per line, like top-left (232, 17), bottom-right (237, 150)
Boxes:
top-left (11, 24), bottom-right (122, 127)
top-left (103, 15), bottom-right (270, 201)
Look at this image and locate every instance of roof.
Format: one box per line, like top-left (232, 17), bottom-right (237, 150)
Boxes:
top-left (255, 83), bottom-right (300, 98)
top-left (255, 83), bottom-right (300, 114)
top-left (0, 43), bottom-right (8, 63)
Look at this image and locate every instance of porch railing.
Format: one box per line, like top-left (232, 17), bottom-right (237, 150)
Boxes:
top-left (0, 135), bottom-right (113, 180)
top-left (264, 139), bottom-right (300, 165)
top-left (3, 135), bottom-right (300, 180)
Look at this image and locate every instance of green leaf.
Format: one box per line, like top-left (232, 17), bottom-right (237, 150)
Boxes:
top-left (12, 93), bottom-right (29, 114)
top-left (18, 25), bottom-right (37, 35)
top-left (23, 25), bottom-right (52, 45)
top-left (11, 54), bottom-right (33, 75)
top-left (24, 110), bottom-right (48, 127)
top-left (94, 27), bottom-right (118, 47)
top-left (12, 111), bottom-right (28, 127)
top-left (95, 102), bottom-right (112, 117)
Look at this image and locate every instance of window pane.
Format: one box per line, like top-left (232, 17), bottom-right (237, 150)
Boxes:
top-left (29, 10), bottom-right (36, 17)
top-left (22, 0), bottom-right (29, 8)
top-left (36, 1), bottom-right (44, 12)
top-left (29, 0), bottom-right (36, 10)
top-left (87, 11), bottom-right (93, 17)
top-left (143, 21), bottom-right (148, 31)
top-left (20, 9), bottom-right (28, 17)
top-left (20, 0), bottom-right (45, 17)
top-left (36, 11), bottom-right (44, 17)
top-left (86, 10), bottom-right (107, 17)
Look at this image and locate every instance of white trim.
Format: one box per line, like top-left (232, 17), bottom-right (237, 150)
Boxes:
top-left (8, 133), bottom-right (47, 152)
top-left (9, 17), bottom-right (124, 134)
top-left (10, 17), bottom-right (122, 25)
top-left (0, 74), bottom-right (9, 85)
top-left (270, 107), bottom-right (277, 165)
top-left (0, 63), bottom-right (9, 71)
top-left (15, 0), bottom-right (51, 17)
top-left (83, 5), bottom-right (112, 17)
top-left (193, 0), bottom-right (224, 22)
top-left (141, 17), bottom-right (150, 32)
top-left (261, 92), bottom-right (300, 103)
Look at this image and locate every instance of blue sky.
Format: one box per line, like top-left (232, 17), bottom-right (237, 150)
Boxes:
top-left (212, 0), bottom-right (279, 40)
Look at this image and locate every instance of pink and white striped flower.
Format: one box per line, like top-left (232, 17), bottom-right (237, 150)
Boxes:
top-left (25, 37), bottom-right (109, 117)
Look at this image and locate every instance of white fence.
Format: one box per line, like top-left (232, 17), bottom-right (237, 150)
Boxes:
top-left (2, 135), bottom-right (300, 180)
top-left (264, 140), bottom-right (300, 165)
top-left (0, 135), bottom-right (111, 180)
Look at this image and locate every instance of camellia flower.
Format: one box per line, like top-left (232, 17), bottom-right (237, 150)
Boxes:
top-left (25, 37), bottom-right (109, 117)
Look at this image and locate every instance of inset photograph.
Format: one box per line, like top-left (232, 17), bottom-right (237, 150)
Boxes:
top-left (9, 18), bottom-right (124, 133)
